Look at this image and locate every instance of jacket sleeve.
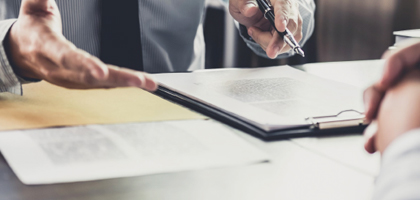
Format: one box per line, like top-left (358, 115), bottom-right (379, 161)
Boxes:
top-left (372, 128), bottom-right (420, 200)
top-left (0, 19), bottom-right (22, 95)
top-left (236, 0), bottom-right (316, 59)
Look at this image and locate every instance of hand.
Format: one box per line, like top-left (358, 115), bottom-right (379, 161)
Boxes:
top-left (364, 40), bottom-right (420, 153)
top-left (5, 0), bottom-right (157, 91)
top-left (364, 70), bottom-right (420, 154)
top-left (229, 0), bottom-right (302, 59)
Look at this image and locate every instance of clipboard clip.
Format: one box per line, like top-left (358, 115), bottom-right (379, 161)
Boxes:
top-left (305, 110), bottom-right (367, 130)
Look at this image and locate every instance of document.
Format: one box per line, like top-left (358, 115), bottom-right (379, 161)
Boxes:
top-left (154, 66), bottom-right (364, 132)
top-left (0, 120), bottom-right (269, 185)
top-left (291, 136), bottom-right (380, 176)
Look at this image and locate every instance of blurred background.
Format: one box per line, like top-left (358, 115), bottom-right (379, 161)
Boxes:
top-left (203, 0), bottom-right (420, 68)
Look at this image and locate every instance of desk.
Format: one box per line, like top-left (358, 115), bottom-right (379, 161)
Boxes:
top-left (0, 60), bottom-right (383, 200)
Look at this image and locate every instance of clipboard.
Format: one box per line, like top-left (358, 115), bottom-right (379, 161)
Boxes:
top-left (154, 86), bottom-right (368, 141)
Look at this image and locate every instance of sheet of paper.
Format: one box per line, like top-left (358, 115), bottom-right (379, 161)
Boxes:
top-left (154, 66), bottom-right (364, 131)
top-left (0, 81), bottom-right (204, 131)
top-left (0, 119), bottom-right (269, 185)
top-left (291, 136), bottom-right (380, 176)
top-left (394, 29), bottom-right (420, 38)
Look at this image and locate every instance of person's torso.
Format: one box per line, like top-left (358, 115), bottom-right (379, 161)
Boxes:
top-left (0, 0), bottom-right (206, 72)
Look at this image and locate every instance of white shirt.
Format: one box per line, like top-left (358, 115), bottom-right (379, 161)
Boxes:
top-left (373, 128), bottom-right (420, 200)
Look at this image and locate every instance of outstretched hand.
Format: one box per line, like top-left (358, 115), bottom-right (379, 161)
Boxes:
top-left (229, 0), bottom-right (302, 59)
top-left (6, 0), bottom-right (157, 91)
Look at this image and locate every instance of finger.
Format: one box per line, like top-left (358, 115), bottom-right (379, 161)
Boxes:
top-left (288, 14), bottom-right (303, 42)
top-left (364, 121), bottom-right (378, 154)
top-left (45, 65), bottom-right (158, 91)
top-left (105, 66), bottom-right (158, 91)
top-left (379, 40), bottom-right (420, 90)
top-left (21, 0), bottom-right (59, 16)
top-left (248, 26), bottom-right (272, 51)
top-left (363, 84), bottom-right (385, 121)
top-left (266, 31), bottom-right (285, 58)
top-left (229, 0), bottom-right (261, 27)
top-left (273, 0), bottom-right (298, 32)
top-left (22, 0), bottom-right (52, 11)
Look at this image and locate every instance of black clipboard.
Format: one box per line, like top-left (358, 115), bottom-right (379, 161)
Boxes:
top-left (154, 86), bottom-right (368, 141)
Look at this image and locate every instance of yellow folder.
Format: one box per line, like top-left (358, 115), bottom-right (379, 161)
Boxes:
top-left (0, 81), bottom-right (204, 131)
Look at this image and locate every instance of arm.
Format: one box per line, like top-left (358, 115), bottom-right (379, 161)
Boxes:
top-left (2, 0), bottom-right (157, 95)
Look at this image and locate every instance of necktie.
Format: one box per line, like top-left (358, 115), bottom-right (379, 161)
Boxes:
top-left (100, 0), bottom-right (143, 71)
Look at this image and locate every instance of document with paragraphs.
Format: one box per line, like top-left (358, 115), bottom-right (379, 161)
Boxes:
top-left (0, 120), bottom-right (268, 185)
top-left (153, 66), bottom-right (365, 138)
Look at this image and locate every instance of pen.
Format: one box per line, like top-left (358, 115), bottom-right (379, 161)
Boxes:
top-left (255, 0), bottom-right (305, 57)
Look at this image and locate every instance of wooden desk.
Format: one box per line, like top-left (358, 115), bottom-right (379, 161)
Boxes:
top-left (0, 60), bottom-right (384, 200)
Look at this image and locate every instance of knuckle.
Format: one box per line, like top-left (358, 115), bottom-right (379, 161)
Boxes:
top-left (39, 67), bottom-right (51, 79)
top-left (228, 4), bottom-right (235, 14)
top-left (58, 47), bottom-right (78, 68)
top-left (296, 31), bottom-right (303, 42)
top-left (82, 71), bottom-right (97, 85)
top-left (74, 51), bottom-right (90, 64)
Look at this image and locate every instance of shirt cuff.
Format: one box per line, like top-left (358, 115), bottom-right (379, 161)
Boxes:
top-left (381, 128), bottom-right (420, 166)
top-left (0, 19), bottom-right (22, 95)
top-left (372, 128), bottom-right (420, 200)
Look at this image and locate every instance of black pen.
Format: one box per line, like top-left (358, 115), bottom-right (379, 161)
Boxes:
top-left (256, 0), bottom-right (305, 57)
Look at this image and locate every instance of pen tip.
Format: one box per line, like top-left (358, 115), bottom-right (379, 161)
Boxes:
top-left (295, 48), bottom-right (305, 57)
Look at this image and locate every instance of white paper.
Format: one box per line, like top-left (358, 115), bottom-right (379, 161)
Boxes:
top-left (291, 136), bottom-right (380, 176)
top-left (0, 120), bottom-right (269, 185)
top-left (154, 66), bottom-right (364, 131)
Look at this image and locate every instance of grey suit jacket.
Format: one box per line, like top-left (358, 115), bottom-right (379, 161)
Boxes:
top-left (0, 0), bottom-right (315, 94)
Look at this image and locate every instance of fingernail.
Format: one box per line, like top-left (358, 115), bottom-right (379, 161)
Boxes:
top-left (128, 74), bottom-right (146, 89)
top-left (363, 90), bottom-right (370, 111)
top-left (248, 29), bottom-right (253, 37)
top-left (144, 74), bottom-right (158, 91)
top-left (364, 121), bottom-right (378, 138)
top-left (244, 2), bottom-right (257, 13)
top-left (364, 100), bottom-right (370, 113)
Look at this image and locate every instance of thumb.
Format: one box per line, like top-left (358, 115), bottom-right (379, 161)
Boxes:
top-left (241, 1), bottom-right (259, 18)
top-left (21, 0), bottom-right (58, 15)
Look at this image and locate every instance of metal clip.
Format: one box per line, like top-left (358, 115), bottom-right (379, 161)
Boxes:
top-left (305, 110), bottom-right (367, 130)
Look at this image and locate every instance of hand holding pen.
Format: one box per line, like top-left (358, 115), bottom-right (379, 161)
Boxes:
top-left (229, 0), bottom-right (303, 58)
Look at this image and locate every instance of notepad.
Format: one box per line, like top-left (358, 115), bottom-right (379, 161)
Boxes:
top-left (394, 29), bottom-right (420, 44)
top-left (0, 120), bottom-right (269, 185)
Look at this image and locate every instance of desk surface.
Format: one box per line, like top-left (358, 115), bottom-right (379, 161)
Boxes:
top-left (0, 60), bottom-right (384, 200)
